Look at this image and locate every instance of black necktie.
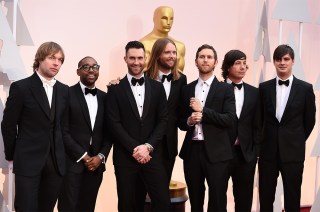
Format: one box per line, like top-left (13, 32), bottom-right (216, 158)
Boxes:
top-left (232, 82), bottom-right (243, 90)
top-left (85, 87), bottom-right (97, 96)
top-left (131, 77), bottom-right (144, 86)
top-left (278, 79), bottom-right (289, 87)
top-left (161, 74), bottom-right (173, 83)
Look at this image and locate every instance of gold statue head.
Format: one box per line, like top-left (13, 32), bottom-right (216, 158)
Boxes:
top-left (153, 6), bottom-right (174, 34)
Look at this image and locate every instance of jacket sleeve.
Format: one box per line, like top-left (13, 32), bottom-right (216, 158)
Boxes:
top-left (1, 83), bottom-right (24, 161)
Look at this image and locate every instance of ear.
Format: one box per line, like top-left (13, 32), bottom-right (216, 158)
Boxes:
top-left (76, 69), bottom-right (80, 76)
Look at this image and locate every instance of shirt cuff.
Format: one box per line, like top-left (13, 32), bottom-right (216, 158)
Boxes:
top-left (144, 143), bottom-right (154, 153)
top-left (77, 152), bottom-right (87, 163)
top-left (98, 153), bottom-right (105, 164)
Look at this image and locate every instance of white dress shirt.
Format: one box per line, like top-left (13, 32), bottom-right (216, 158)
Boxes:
top-left (127, 74), bottom-right (145, 117)
top-left (227, 78), bottom-right (244, 145)
top-left (276, 75), bottom-right (293, 122)
top-left (227, 78), bottom-right (244, 118)
top-left (79, 82), bottom-right (98, 130)
top-left (158, 71), bottom-right (172, 100)
top-left (36, 71), bottom-right (56, 108)
top-left (192, 75), bottom-right (215, 141)
top-left (77, 82), bottom-right (99, 162)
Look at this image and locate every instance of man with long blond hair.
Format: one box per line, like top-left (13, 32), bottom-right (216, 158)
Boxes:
top-left (146, 37), bottom-right (187, 180)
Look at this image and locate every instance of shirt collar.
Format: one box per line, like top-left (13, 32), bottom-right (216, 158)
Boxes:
top-left (79, 81), bottom-right (96, 94)
top-left (198, 75), bottom-right (215, 87)
top-left (36, 71), bottom-right (56, 85)
top-left (276, 75), bottom-right (293, 85)
top-left (127, 73), bottom-right (144, 84)
top-left (226, 78), bottom-right (243, 85)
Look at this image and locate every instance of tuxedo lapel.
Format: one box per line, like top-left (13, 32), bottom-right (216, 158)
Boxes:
top-left (122, 78), bottom-right (141, 120)
top-left (205, 78), bottom-right (218, 106)
top-left (270, 79), bottom-right (277, 115)
top-left (75, 83), bottom-right (92, 129)
top-left (167, 79), bottom-right (177, 102)
top-left (95, 90), bottom-right (104, 130)
top-left (189, 80), bottom-right (197, 98)
top-left (142, 77), bottom-right (151, 120)
top-left (239, 83), bottom-right (249, 119)
top-left (30, 73), bottom-right (50, 119)
top-left (281, 77), bottom-right (299, 122)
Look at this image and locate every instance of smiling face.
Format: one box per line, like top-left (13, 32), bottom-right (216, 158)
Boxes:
top-left (37, 51), bottom-right (63, 80)
top-left (124, 48), bottom-right (146, 78)
top-left (77, 57), bottom-right (99, 88)
top-left (158, 42), bottom-right (177, 73)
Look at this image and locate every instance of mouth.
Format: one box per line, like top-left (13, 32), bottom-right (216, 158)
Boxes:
top-left (87, 74), bottom-right (96, 79)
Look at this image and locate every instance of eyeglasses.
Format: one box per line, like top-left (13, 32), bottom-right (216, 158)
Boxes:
top-left (78, 64), bottom-right (100, 72)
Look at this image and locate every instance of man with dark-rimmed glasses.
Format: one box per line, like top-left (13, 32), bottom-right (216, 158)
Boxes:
top-left (58, 56), bottom-right (112, 212)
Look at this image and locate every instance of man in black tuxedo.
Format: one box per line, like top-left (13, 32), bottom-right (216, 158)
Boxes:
top-left (221, 50), bottom-right (259, 212)
top-left (179, 44), bottom-right (236, 211)
top-left (1, 42), bottom-right (69, 211)
top-left (106, 41), bottom-right (170, 211)
top-left (145, 37), bottom-right (187, 180)
top-left (258, 44), bottom-right (316, 211)
top-left (58, 56), bottom-right (112, 212)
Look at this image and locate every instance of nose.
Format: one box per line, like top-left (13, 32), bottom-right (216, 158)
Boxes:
top-left (133, 58), bottom-right (139, 64)
top-left (53, 59), bottom-right (61, 66)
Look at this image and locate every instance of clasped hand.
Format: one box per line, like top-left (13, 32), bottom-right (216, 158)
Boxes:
top-left (83, 155), bottom-right (101, 172)
top-left (132, 145), bottom-right (152, 164)
top-left (188, 97), bottom-right (203, 125)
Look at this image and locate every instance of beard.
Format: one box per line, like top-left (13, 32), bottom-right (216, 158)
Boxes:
top-left (158, 58), bottom-right (176, 70)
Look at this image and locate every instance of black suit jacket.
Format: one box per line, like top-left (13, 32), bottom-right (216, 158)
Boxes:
top-left (1, 72), bottom-right (69, 176)
top-left (179, 77), bottom-right (236, 163)
top-left (106, 75), bottom-right (168, 167)
top-left (229, 82), bottom-right (259, 162)
top-left (164, 74), bottom-right (187, 159)
top-left (259, 76), bottom-right (316, 162)
top-left (62, 83), bottom-right (112, 174)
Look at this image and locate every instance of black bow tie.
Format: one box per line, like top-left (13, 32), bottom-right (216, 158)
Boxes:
top-left (232, 82), bottom-right (243, 90)
top-left (85, 87), bottom-right (97, 96)
top-left (161, 74), bottom-right (173, 83)
top-left (131, 77), bottom-right (144, 86)
top-left (278, 79), bottom-right (289, 87)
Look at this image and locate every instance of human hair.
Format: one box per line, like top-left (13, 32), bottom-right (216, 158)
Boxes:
top-left (195, 44), bottom-right (217, 60)
top-left (146, 38), bottom-right (180, 81)
top-left (33, 41), bottom-right (65, 70)
top-left (273, 44), bottom-right (294, 61)
top-left (125, 41), bottom-right (145, 55)
top-left (77, 56), bottom-right (96, 68)
top-left (221, 50), bottom-right (246, 80)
